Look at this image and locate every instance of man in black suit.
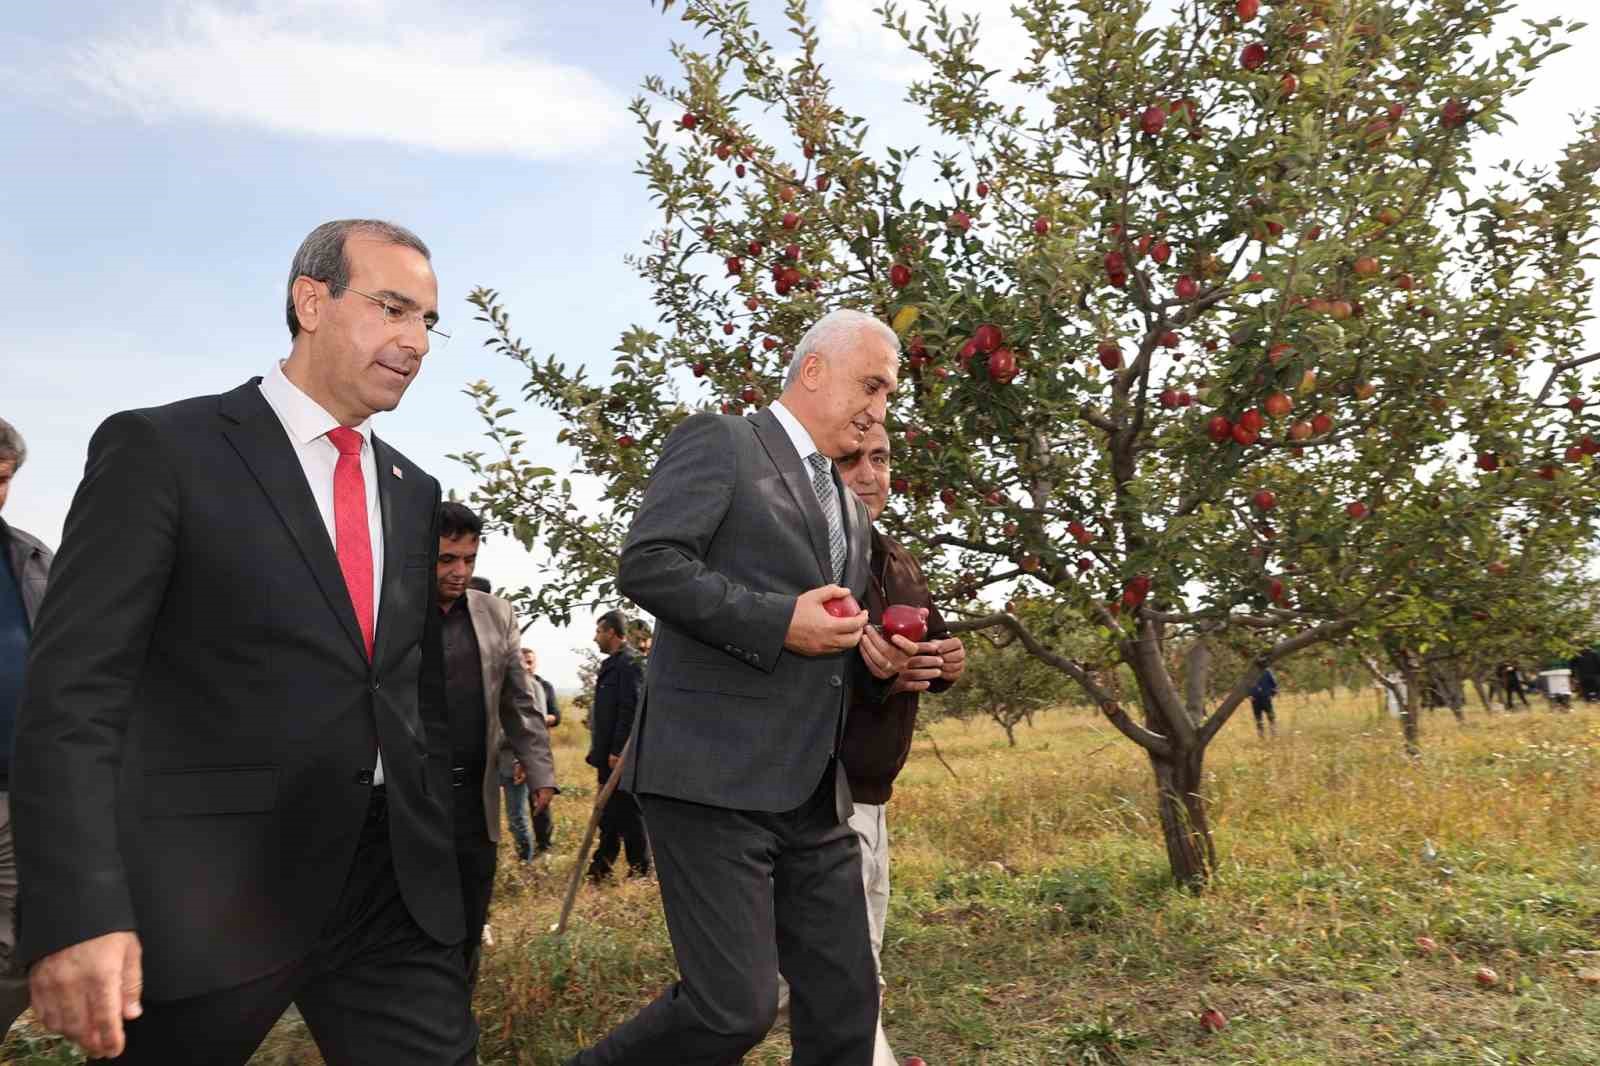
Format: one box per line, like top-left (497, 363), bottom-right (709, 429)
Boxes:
top-left (585, 610), bottom-right (649, 883)
top-left (12, 219), bottom-right (476, 1063)
top-left (566, 308), bottom-right (916, 1066)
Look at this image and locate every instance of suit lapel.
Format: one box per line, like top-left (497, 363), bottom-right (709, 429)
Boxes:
top-left (750, 408), bottom-right (833, 584)
top-left (218, 383), bottom-right (367, 662)
top-left (467, 592), bottom-right (501, 752)
top-left (370, 435), bottom-right (412, 667)
top-left (840, 475), bottom-right (871, 595)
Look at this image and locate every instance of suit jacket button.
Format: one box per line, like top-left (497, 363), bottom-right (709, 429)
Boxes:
top-left (354, 769), bottom-right (374, 785)
top-left (370, 681), bottom-right (381, 693)
top-left (829, 675), bottom-right (842, 688)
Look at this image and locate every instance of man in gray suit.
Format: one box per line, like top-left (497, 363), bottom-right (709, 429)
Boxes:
top-left (0, 417), bottom-right (49, 1038)
top-left (565, 309), bottom-right (916, 1066)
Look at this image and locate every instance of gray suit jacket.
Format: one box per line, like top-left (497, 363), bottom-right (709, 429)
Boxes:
top-left (465, 589), bottom-right (556, 842)
top-left (617, 407), bottom-right (876, 816)
top-left (2, 520), bottom-right (51, 624)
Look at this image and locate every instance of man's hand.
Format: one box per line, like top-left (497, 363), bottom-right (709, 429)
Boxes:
top-left (933, 636), bottom-right (967, 683)
top-left (859, 626), bottom-right (919, 680)
top-left (889, 645), bottom-right (945, 694)
top-left (29, 931), bottom-right (143, 1060)
top-left (544, 714), bottom-right (557, 727)
top-left (784, 585), bottom-right (868, 656)
top-left (531, 787), bottom-right (555, 815)
top-left (607, 753), bottom-right (621, 771)
top-left (512, 762), bottom-right (527, 785)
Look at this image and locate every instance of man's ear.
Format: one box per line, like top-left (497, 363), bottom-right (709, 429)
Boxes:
top-left (292, 276), bottom-right (324, 335)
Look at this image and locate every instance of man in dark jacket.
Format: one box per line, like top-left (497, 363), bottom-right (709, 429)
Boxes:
top-left (828, 422), bottom-right (965, 1064)
top-left (586, 610), bottom-right (649, 882)
top-left (1251, 667), bottom-right (1279, 737)
top-left (0, 417), bottom-right (50, 1036)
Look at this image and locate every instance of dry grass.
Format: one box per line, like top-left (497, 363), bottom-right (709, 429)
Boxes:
top-left (7, 688), bottom-right (1600, 1064)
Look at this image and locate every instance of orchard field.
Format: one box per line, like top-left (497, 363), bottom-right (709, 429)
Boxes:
top-left (11, 689), bottom-right (1596, 1064)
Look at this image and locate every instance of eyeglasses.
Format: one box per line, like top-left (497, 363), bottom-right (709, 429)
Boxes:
top-left (342, 285), bottom-right (451, 347)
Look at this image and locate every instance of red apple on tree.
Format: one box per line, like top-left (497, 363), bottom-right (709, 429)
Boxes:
top-left (974, 323), bottom-right (1004, 353)
top-left (1175, 275), bottom-right (1199, 300)
top-left (1151, 238), bottom-right (1172, 265)
top-left (890, 263), bottom-right (912, 288)
top-left (1207, 415), bottom-right (1233, 443)
top-left (1263, 392), bottom-right (1293, 419)
top-left (1346, 501), bottom-right (1369, 519)
top-left (988, 348), bottom-right (1018, 384)
top-left (1032, 216), bottom-right (1051, 235)
top-left (1097, 341), bottom-right (1123, 370)
top-left (949, 210), bottom-right (972, 232)
top-left (1241, 42), bottom-right (1267, 70)
top-left (1235, 0), bottom-right (1258, 20)
top-left (1252, 489), bottom-right (1278, 511)
top-left (1139, 105), bottom-right (1166, 136)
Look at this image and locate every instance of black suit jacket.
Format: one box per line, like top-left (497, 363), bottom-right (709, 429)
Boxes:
top-left (12, 380), bottom-right (462, 1001)
top-left (586, 647), bottom-right (643, 771)
top-left (617, 407), bottom-right (878, 817)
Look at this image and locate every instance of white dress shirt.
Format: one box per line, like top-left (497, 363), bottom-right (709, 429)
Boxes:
top-left (771, 399), bottom-right (846, 541)
top-left (259, 360), bottom-right (386, 783)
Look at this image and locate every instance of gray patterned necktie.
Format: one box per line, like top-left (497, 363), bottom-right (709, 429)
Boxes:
top-left (806, 451), bottom-right (847, 582)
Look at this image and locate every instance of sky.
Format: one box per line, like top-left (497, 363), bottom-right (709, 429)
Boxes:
top-left (1, 0), bottom-right (1596, 689)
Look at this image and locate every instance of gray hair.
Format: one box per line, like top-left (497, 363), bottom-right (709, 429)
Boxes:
top-left (784, 309), bottom-right (901, 388)
top-left (285, 219), bottom-right (431, 338)
top-left (0, 417), bottom-right (24, 469)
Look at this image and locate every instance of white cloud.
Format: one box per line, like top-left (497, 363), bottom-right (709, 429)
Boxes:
top-left (16, 1), bottom-right (629, 161)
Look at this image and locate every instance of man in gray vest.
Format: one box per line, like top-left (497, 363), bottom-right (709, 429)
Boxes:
top-left (564, 309), bottom-right (915, 1066)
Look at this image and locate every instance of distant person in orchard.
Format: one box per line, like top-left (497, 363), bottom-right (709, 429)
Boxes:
top-left (816, 420), bottom-right (966, 1066)
top-left (1251, 667), bottom-right (1279, 738)
top-left (504, 647), bottom-right (562, 862)
top-left (564, 308), bottom-right (916, 1066)
top-left (585, 610), bottom-right (650, 883)
top-left (0, 417), bottom-right (51, 1036)
top-left (432, 503), bottom-right (556, 990)
top-left (626, 618), bottom-right (654, 657)
top-left (1501, 662), bottom-right (1530, 710)
top-left (12, 219), bottom-right (480, 1063)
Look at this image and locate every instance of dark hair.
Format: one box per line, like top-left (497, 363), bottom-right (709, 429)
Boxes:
top-left (286, 219), bottom-right (431, 338)
top-left (0, 417), bottom-right (24, 469)
top-left (439, 501), bottom-right (483, 540)
top-left (627, 619), bottom-right (653, 637)
top-left (597, 609), bottom-right (628, 637)
top-left (468, 576), bottom-right (492, 593)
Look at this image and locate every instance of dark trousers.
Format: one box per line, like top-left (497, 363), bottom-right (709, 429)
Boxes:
top-left (588, 768), bottom-right (650, 880)
top-left (533, 802), bottom-right (555, 852)
top-left (456, 830), bottom-right (498, 994)
top-left (1506, 679), bottom-right (1530, 709)
top-left (1252, 696), bottom-right (1276, 729)
top-left (99, 788), bottom-right (476, 1065)
top-left (566, 769), bottom-right (878, 1066)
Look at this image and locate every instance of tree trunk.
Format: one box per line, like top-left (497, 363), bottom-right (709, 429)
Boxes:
top-left (1149, 744), bottom-right (1214, 891)
top-left (1397, 652), bottom-right (1422, 757)
top-left (1471, 677), bottom-right (1494, 714)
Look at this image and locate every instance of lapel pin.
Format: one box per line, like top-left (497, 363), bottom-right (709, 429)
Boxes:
top-left (392, 465), bottom-right (404, 479)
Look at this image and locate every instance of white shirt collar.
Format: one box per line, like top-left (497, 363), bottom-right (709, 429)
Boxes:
top-left (260, 360), bottom-right (373, 448)
top-left (771, 398), bottom-right (824, 466)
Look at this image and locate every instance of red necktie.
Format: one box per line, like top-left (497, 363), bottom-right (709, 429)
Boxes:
top-left (327, 427), bottom-right (375, 659)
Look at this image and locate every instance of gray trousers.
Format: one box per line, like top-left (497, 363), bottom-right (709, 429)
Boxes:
top-left (567, 774), bottom-right (878, 1066)
top-left (0, 792), bottom-right (31, 1037)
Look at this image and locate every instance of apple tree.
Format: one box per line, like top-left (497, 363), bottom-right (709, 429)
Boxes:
top-left (458, 0), bottom-right (1600, 888)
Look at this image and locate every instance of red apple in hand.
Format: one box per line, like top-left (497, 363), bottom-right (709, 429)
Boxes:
top-left (823, 594), bottom-right (861, 619)
top-left (881, 604), bottom-right (928, 643)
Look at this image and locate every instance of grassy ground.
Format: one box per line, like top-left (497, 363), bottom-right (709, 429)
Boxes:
top-left (7, 689), bottom-right (1600, 1064)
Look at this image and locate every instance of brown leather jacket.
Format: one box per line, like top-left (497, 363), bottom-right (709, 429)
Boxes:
top-left (840, 529), bottom-right (951, 804)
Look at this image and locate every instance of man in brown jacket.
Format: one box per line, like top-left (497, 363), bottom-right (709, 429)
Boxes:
top-left (834, 422), bottom-right (965, 1064)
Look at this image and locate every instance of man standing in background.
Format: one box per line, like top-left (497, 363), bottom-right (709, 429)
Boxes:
top-left (433, 502), bottom-right (557, 987)
top-left (586, 611), bottom-right (649, 883)
top-left (516, 648), bottom-right (562, 861)
top-left (0, 418), bottom-right (50, 1038)
top-left (830, 421), bottom-right (965, 1065)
